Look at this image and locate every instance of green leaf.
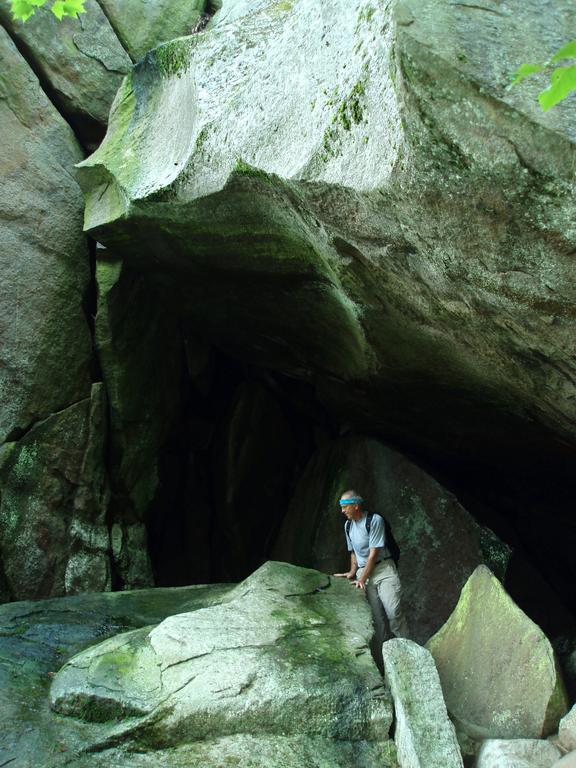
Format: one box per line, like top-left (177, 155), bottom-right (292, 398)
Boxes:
top-left (510, 62), bottom-right (544, 87)
top-left (50, 0), bottom-right (86, 19)
top-left (11, 0), bottom-right (85, 20)
top-left (538, 65), bottom-right (576, 111)
top-left (551, 39), bottom-right (576, 63)
top-left (10, 0), bottom-right (46, 21)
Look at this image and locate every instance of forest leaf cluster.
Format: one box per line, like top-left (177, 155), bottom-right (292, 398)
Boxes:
top-left (10, 0), bottom-right (85, 22)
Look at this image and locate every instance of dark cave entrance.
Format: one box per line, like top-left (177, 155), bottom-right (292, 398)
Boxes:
top-left (97, 257), bottom-right (576, 656)
top-left (145, 348), bottom-right (336, 588)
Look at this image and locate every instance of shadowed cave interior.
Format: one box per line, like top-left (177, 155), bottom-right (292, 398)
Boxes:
top-left (101, 260), bottom-right (576, 651)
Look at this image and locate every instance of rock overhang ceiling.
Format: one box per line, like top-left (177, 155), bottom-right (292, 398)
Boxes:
top-left (76, 0), bottom-right (576, 484)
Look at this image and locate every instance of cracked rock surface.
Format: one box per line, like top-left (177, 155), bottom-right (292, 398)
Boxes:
top-left (50, 561), bottom-right (394, 760)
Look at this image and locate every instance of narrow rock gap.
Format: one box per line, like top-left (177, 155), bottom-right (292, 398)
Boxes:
top-left (83, 238), bottom-right (104, 385)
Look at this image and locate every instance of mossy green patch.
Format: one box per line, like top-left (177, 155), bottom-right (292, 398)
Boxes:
top-left (357, 5), bottom-right (376, 25)
top-left (272, 0), bottom-right (294, 11)
top-left (93, 644), bottom-right (137, 679)
top-left (234, 158), bottom-right (272, 182)
top-left (321, 78), bottom-right (368, 159)
top-left (154, 40), bottom-right (191, 80)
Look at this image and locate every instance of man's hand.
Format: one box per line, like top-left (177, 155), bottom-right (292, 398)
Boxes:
top-left (352, 579), bottom-right (366, 590)
top-left (334, 571), bottom-right (355, 580)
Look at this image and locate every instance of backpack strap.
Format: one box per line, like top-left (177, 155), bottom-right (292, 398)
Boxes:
top-left (366, 511), bottom-right (373, 534)
top-left (346, 512), bottom-right (373, 539)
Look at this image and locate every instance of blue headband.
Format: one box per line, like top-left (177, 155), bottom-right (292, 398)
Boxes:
top-left (339, 497), bottom-right (363, 506)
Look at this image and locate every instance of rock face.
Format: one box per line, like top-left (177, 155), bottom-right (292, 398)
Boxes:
top-left (427, 565), bottom-right (568, 739)
top-left (51, 562), bottom-right (393, 753)
top-left (272, 435), bottom-right (486, 643)
top-left (0, 29), bottom-right (105, 601)
top-left (95, 253), bottom-right (184, 588)
top-left (97, 0), bottom-right (209, 61)
top-left (475, 739), bottom-right (561, 768)
top-left (74, 0), bottom-right (576, 490)
top-left (0, 1), bottom-right (131, 146)
top-left (0, 27), bottom-right (92, 444)
top-left (382, 638), bottom-right (463, 768)
top-left (0, 385), bottom-right (110, 599)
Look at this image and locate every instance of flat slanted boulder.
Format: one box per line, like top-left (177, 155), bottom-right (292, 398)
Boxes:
top-left (427, 565), bottom-right (568, 739)
top-left (382, 638), bottom-right (463, 768)
top-left (50, 562), bottom-right (393, 753)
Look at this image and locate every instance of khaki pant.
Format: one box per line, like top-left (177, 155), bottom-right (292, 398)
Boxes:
top-left (357, 560), bottom-right (410, 642)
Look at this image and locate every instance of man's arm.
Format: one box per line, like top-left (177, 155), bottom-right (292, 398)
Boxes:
top-left (334, 551), bottom-right (357, 579)
top-left (353, 547), bottom-right (382, 589)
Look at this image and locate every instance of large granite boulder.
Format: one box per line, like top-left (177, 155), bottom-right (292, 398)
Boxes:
top-left (0, 384), bottom-right (110, 600)
top-left (50, 562), bottom-right (393, 755)
top-left (0, 29), bottom-right (108, 601)
top-left (0, 27), bottom-right (92, 444)
top-left (97, 0), bottom-right (209, 61)
top-left (0, 1), bottom-right (131, 147)
top-left (475, 739), bottom-right (561, 768)
top-left (272, 435), bottom-right (495, 643)
top-left (74, 0), bottom-right (576, 490)
top-left (427, 565), bottom-right (569, 739)
top-left (0, 582), bottom-right (232, 767)
top-left (382, 638), bottom-right (463, 768)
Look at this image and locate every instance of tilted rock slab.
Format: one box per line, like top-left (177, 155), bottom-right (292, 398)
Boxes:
top-left (476, 739), bottom-right (561, 768)
top-left (50, 562), bottom-right (393, 751)
top-left (427, 565), bottom-right (568, 739)
top-left (76, 0), bottom-right (576, 482)
top-left (0, 582), bottom-right (233, 767)
top-left (382, 638), bottom-right (462, 768)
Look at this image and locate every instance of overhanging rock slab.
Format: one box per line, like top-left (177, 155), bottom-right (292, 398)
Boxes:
top-left (75, 0), bottom-right (576, 480)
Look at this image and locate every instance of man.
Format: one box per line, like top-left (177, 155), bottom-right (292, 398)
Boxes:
top-left (334, 490), bottom-right (409, 641)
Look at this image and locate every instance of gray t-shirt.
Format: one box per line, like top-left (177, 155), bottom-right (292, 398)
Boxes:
top-left (345, 512), bottom-right (387, 567)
